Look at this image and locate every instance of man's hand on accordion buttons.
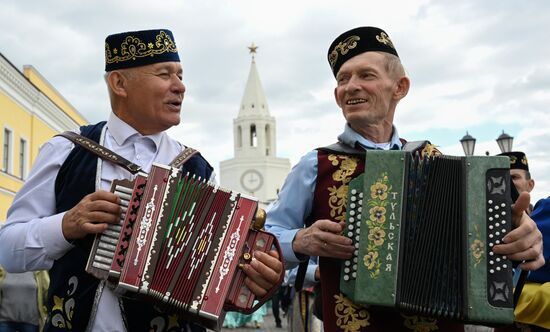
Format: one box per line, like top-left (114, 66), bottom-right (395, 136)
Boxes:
top-left (242, 250), bottom-right (283, 297)
top-left (292, 219), bottom-right (354, 259)
top-left (62, 190), bottom-right (122, 240)
top-left (492, 191), bottom-right (544, 270)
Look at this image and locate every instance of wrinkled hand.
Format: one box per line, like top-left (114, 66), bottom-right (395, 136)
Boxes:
top-left (493, 191), bottom-right (544, 270)
top-left (292, 219), bottom-right (354, 259)
top-left (242, 250), bottom-right (283, 297)
top-left (62, 190), bottom-right (121, 240)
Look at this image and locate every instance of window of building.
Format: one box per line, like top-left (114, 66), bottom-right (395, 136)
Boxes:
top-left (3, 128), bottom-right (12, 173)
top-left (250, 124), bottom-right (257, 147)
top-left (20, 138), bottom-right (28, 179)
top-left (237, 126), bottom-right (243, 148)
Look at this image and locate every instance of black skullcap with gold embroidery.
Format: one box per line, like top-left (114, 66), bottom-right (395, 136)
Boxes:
top-left (105, 29), bottom-right (180, 71)
top-left (498, 151), bottom-right (529, 171)
top-left (327, 26), bottom-right (398, 77)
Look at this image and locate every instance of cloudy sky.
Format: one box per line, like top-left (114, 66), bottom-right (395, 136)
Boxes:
top-left (2, 0), bottom-right (550, 202)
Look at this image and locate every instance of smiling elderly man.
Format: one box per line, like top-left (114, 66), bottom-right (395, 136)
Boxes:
top-left (0, 29), bottom-right (283, 332)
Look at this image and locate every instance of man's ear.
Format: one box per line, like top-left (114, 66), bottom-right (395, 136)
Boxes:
top-left (394, 76), bottom-right (410, 100)
top-left (528, 179), bottom-right (535, 193)
top-left (334, 86), bottom-right (342, 108)
top-left (106, 71), bottom-right (129, 98)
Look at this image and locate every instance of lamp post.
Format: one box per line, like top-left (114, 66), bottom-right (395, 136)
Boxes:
top-left (496, 131), bottom-right (514, 153)
top-left (460, 132), bottom-right (476, 156)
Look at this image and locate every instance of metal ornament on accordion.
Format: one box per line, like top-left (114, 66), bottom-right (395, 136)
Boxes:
top-left (85, 163), bottom-right (282, 330)
top-left (340, 150), bottom-right (514, 325)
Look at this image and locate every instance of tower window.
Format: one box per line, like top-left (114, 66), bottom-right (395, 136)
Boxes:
top-left (237, 126), bottom-right (243, 148)
top-left (250, 124), bottom-right (258, 147)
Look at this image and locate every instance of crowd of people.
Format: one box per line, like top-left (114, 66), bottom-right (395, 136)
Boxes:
top-left (1, 25), bottom-right (550, 332)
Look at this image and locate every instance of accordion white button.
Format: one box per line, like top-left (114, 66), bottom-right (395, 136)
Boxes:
top-left (488, 200), bottom-right (493, 204)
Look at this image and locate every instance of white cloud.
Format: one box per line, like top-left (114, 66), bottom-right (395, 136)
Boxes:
top-left (2, 0), bottom-right (550, 205)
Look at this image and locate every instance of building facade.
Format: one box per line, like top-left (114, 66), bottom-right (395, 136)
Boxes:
top-left (0, 53), bottom-right (87, 221)
top-left (220, 46), bottom-right (290, 207)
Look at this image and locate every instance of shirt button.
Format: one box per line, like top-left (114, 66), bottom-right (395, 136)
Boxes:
top-left (136, 154), bottom-right (141, 160)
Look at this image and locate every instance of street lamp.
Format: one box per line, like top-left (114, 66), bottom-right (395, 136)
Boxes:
top-left (496, 131), bottom-right (514, 153)
top-left (460, 131), bottom-right (476, 156)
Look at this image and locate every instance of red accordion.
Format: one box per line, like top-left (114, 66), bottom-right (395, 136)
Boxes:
top-left (85, 163), bottom-right (282, 330)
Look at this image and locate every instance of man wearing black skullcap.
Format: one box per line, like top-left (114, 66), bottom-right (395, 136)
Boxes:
top-left (266, 26), bottom-right (544, 331)
top-left (493, 152), bottom-right (550, 332)
top-left (498, 151), bottom-right (535, 212)
top-left (0, 29), bottom-right (283, 331)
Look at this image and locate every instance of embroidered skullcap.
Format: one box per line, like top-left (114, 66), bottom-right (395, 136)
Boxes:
top-left (497, 151), bottom-right (529, 171)
top-left (327, 26), bottom-right (399, 77)
top-left (105, 29), bottom-right (180, 71)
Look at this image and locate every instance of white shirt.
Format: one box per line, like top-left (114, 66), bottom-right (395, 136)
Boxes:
top-left (0, 112), bottom-right (213, 331)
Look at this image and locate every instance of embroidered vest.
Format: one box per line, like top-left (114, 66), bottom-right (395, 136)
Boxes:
top-left (313, 148), bottom-right (464, 332)
top-left (45, 122), bottom-right (213, 332)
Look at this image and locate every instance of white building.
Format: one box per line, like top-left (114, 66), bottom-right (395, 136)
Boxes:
top-left (220, 45), bottom-right (290, 207)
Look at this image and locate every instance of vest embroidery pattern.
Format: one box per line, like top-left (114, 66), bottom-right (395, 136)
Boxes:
top-left (327, 154), bottom-right (360, 222)
top-left (325, 154), bottom-right (370, 331)
top-left (334, 293), bottom-right (370, 331)
top-left (51, 276), bottom-right (78, 329)
top-left (401, 314), bottom-right (438, 332)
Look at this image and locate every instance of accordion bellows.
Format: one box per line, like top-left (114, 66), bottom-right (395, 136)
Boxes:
top-left (341, 151), bottom-right (514, 325)
top-left (85, 163), bottom-right (280, 330)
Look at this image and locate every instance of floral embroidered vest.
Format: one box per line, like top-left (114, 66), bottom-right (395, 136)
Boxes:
top-left (312, 147), bottom-right (465, 332)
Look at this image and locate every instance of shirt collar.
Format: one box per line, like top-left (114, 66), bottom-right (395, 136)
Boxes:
top-left (106, 112), bottom-right (164, 149)
top-left (337, 123), bottom-right (402, 150)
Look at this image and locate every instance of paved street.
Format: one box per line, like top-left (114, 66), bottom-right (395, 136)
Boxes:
top-left (221, 312), bottom-right (287, 332)
top-left (219, 313), bottom-right (495, 332)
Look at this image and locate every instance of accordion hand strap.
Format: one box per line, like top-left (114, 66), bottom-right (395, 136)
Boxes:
top-left (57, 131), bottom-right (199, 174)
top-left (223, 230), bottom-right (286, 314)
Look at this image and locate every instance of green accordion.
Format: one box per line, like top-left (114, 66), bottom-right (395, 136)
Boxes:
top-left (340, 150), bottom-right (514, 325)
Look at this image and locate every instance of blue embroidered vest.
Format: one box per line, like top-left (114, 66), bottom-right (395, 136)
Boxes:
top-left (45, 122), bottom-right (213, 332)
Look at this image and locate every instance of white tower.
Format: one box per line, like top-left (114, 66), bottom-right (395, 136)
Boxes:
top-left (220, 44), bottom-right (290, 206)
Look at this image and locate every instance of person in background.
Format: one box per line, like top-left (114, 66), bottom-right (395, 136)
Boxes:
top-left (494, 152), bottom-right (550, 331)
top-left (498, 151), bottom-right (535, 212)
top-left (0, 266), bottom-right (49, 332)
top-left (265, 26), bottom-right (544, 331)
top-left (0, 29), bottom-right (282, 331)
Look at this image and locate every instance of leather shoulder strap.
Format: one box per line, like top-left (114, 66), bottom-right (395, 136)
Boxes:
top-left (57, 131), bottom-right (201, 174)
top-left (168, 147), bottom-right (199, 169)
top-left (56, 131), bottom-right (142, 174)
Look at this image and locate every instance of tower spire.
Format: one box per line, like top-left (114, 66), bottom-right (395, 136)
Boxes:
top-left (248, 42), bottom-right (258, 61)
